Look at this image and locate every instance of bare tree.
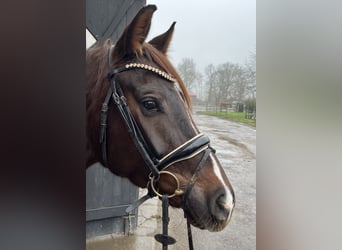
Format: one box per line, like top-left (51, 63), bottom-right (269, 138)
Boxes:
top-left (231, 64), bottom-right (248, 102)
top-left (244, 50), bottom-right (256, 99)
top-left (204, 64), bottom-right (217, 107)
top-left (196, 72), bottom-right (204, 101)
top-left (177, 58), bottom-right (198, 90)
top-left (217, 63), bottom-right (238, 103)
top-left (205, 62), bottom-right (252, 109)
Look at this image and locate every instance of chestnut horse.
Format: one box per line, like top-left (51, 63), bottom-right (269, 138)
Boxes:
top-left (86, 5), bottom-right (235, 232)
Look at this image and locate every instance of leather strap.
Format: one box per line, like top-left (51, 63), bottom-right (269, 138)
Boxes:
top-left (183, 148), bottom-right (212, 210)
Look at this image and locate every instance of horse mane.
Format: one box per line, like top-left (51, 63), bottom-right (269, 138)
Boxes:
top-left (86, 39), bottom-right (191, 109)
top-left (86, 39), bottom-right (112, 106)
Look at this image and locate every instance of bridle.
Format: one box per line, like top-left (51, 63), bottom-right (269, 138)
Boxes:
top-left (100, 45), bottom-right (215, 198)
top-left (99, 45), bottom-right (215, 249)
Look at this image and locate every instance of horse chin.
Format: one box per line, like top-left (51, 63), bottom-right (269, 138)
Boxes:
top-left (167, 195), bottom-right (227, 231)
top-left (184, 209), bottom-right (229, 232)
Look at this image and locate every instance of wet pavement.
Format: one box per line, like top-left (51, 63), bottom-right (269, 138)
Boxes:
top-left (86, 111), bottom-right (256, 250)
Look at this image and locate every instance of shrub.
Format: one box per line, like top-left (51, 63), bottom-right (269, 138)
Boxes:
top-left (244, 98), bottom-right (256, 112)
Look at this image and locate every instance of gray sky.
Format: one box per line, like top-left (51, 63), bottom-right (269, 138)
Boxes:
top-left (146, 0), bottom-right (256, 73)
top-left (86, 1), bottom-right (255, 73)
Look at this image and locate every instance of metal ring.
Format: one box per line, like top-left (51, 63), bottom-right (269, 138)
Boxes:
top-left (150, 171), bottom-right (184, 198)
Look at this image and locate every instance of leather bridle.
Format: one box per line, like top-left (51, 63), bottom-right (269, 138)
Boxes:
top-left (100, 46), bottom-right (214, 198)
top-left (99, 45), bottom-right (215, 249)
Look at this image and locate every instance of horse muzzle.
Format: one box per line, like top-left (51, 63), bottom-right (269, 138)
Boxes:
top-left (183, 185), bottom-right (235, 232)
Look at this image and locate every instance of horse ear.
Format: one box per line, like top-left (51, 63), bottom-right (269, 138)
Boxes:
top-left (113, 5), bottom-right (157, 60)
top-left (149, 22), bottom-right (176, 54)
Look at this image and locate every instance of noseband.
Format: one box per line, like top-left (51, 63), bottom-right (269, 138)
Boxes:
top-left (100, 46), bottom-right (215, 249)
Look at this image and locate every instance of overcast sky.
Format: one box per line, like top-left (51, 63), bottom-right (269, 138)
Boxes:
top-left (86, 1), bottom-right (255, 73)
top-left (146, 0), bottom-right (256, 72)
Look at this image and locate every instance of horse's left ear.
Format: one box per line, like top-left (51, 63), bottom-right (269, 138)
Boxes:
top-left (149, 22), bottom-right (176, 54)
top-left (113, 5), bottom-right (157, 61)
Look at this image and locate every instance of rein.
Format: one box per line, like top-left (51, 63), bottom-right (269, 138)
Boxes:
top-left (100, 45), bottom-right (215, 249)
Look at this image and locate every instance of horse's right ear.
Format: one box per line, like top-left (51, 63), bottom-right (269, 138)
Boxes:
top-left (113, 5), bottom-right (157, 61)
top-left (149, 22), bottom-right (176, 54)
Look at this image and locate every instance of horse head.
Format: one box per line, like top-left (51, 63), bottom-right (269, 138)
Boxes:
top-left (86, 5), bottom-right (235, 232)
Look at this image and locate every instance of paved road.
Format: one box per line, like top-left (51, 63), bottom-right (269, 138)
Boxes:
top-left (188, 113), bottom-right (256, 250)
top-left (86, 112), bottom-right (256, 250)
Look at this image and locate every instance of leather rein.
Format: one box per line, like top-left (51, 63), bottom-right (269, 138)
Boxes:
top-left (99, 45), bottom-right (215, 249)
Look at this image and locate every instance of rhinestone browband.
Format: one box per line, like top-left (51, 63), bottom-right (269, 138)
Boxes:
top-left (125, 63), bottom-right (176, 82)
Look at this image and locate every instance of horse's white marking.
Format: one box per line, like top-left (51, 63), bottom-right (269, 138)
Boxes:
top-left (210, 154), bottom-right (234, 208)
top-left (174, 84), bottom-right (234, 211)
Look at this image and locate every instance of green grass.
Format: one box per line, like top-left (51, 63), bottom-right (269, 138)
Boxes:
top-left (199, 111), bottom-right (256, 127)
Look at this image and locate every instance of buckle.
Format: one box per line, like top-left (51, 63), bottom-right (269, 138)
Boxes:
top-left (101, 103), bottom-right (108, 112)
top-left (113, 93), bottom-right (120, 104)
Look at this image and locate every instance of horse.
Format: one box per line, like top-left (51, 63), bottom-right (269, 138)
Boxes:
top-left (86, 5), bottom-right (235, 232)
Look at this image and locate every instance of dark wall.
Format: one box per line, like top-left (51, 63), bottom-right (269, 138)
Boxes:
top-left (86, 0), bottom-right (146, 43)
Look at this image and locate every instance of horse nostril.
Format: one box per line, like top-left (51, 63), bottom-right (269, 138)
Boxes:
top-left (210, 189), bottom-right (232, 221)
top-left (217, 194), bottom-right (229, 217)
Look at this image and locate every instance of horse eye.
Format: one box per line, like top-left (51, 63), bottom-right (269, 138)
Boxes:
top-left (142, 99), bottom-right (159, 111)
